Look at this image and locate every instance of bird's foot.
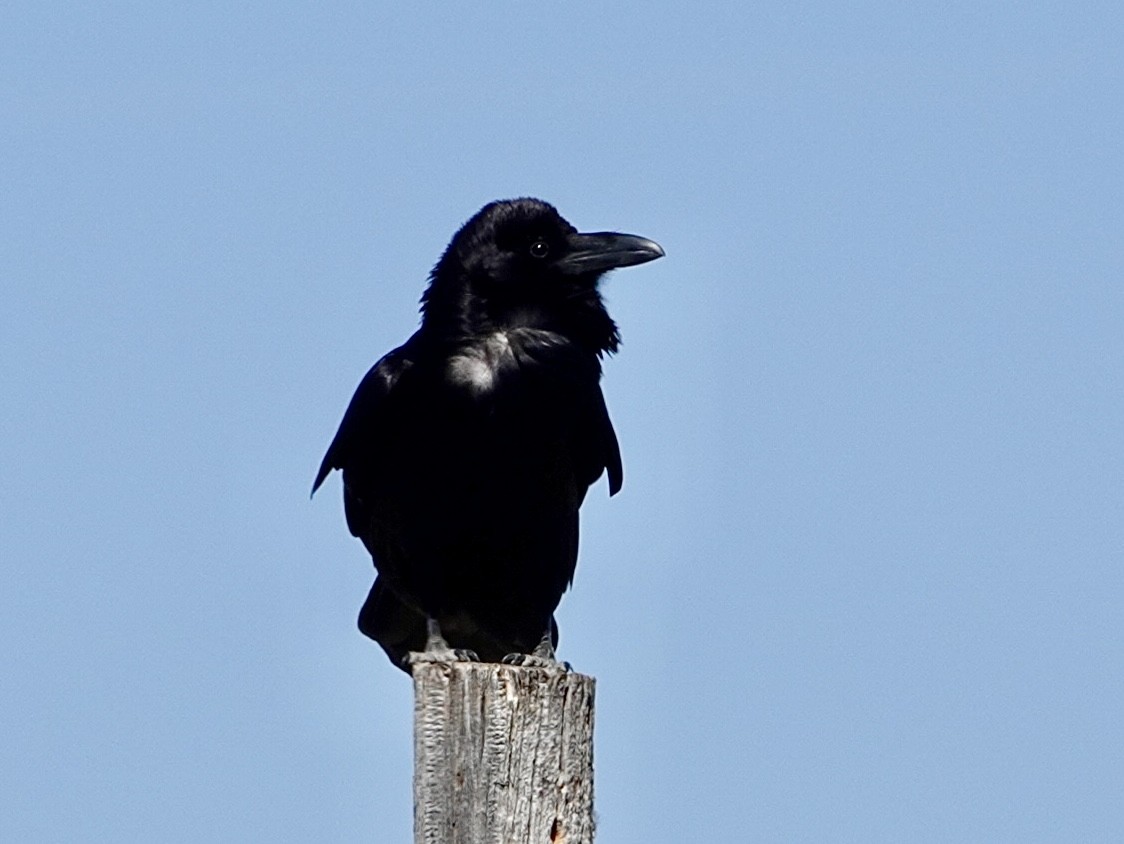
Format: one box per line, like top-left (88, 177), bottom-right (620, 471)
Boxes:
top-left (403, 617), bottom-right (480, 670)
top-left (501, 653), bottom-right (571, 672)
top-left (501, 625), bottom-right (570, 671)
top-left (403, 646), bottom-right (479, 669)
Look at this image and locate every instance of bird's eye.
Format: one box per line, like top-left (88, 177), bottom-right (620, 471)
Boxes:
top-left (529, 240), bottom-right (550, 259)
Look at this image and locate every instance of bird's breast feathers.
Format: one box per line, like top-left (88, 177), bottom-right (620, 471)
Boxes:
top-left (445, 331), bottom-right (513, 394)
top-left (444, 328), bottom-right (579, 396)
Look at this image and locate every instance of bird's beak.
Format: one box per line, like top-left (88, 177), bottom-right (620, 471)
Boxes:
top-left (557, 232), bottom-right (665, 275)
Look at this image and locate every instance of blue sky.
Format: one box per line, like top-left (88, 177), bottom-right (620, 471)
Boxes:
top-left (3, 2), bottom-right (1122, 841)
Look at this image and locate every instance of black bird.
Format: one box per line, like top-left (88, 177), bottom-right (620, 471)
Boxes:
top-left (312, 198), bottom-right (663, 672)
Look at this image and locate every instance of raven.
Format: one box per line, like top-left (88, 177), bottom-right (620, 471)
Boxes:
top-left (312, 198), bottom-right (663, 672)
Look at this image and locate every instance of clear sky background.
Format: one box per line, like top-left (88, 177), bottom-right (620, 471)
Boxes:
top-left (3, 3), bottom-right (1122, 842)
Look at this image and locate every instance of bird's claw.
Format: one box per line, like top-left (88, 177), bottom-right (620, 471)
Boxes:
top-left (403, 647), bottom-right (479, 669)
top-left (501, 653), bottom-right (571, 672)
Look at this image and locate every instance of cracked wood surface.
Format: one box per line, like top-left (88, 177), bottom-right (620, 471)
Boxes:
top-left (413, 663), bottom-right (595, 844)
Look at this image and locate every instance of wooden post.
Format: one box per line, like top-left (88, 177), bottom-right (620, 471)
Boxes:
top-left (412, 662), bottom-right (596, 844)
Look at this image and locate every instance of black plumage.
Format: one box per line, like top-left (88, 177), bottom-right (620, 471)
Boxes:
top-left (312, 198), bottom-right (663, 672)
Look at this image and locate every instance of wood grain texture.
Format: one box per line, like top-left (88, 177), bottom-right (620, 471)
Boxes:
top-left (413, 663), bottom-right (595, 844)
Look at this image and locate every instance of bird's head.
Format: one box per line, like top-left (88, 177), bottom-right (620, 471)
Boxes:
top-left (421, 198), bottom-right (664, 354)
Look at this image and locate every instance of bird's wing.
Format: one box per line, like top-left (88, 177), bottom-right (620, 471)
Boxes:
top-left (589, 383), bottom-right (623, 496)
top-left (511, 330), bottom-right (623, 497)
top-left (311, 340), bottom-right (415, 534)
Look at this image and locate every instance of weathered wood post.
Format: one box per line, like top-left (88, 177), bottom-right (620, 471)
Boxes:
top-left (412, 663), bottom-right (596, 844)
